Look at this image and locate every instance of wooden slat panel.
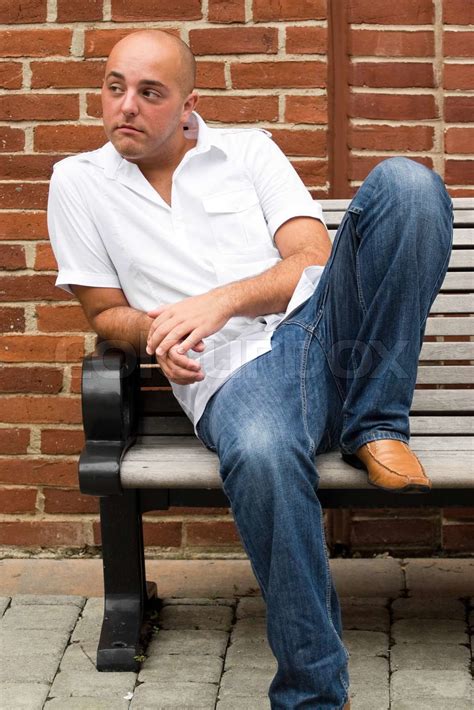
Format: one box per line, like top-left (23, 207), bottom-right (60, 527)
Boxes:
top-left (323, 210), bottom-right (473, 228)
top-left (430, 294), bottom-right (474, 313)
top-left (449, 251), bottom-right (474, 269)
top-left (120, 437), bottom-right (474, 489)
top-left (410, 416), bottom-right (473, 434)
top-left (441, 273), bottom-right (474, 291)
top-left (141, 388), bottom-right (472, 414)
top-left (420, 342), bottom-right (474, 360)
top-left (138, 414), bottom-right (473, 435)
top-left (416, 366), bottom-right (474, 384)
top-left (424, 317), bottom-right (474, 335)
top-left (411, 390), bottom-right (473, 412)
top-left (320, 198), bottom-right (472, 211)
top-left (328, 229), bottom-right (472, 246)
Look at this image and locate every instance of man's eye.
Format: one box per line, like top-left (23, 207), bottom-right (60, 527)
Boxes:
top-left (108, 84), bottom-right (123, 93)
top-left (143, 89), bottom-right (160, 99)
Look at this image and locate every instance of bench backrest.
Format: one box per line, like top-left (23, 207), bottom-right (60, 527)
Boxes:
top-left (137, 197), bottom-right (474, 438)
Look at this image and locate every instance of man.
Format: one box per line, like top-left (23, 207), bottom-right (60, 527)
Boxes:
top-left (48, 29), bottom-right (453, 710)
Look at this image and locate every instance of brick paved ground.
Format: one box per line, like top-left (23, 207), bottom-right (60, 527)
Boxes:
top-left (0, 558), bottom-right (473, 709)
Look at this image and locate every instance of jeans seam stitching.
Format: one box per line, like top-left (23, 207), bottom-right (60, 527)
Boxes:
top-left (300, 331), bottom-right (316, 460)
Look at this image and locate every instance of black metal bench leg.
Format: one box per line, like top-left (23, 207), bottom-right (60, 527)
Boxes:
top-left (97, 490), bottom-right (158, 671)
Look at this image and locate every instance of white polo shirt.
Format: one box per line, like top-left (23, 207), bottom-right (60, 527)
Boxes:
top-left (48, 112), bottom-right (326, 432)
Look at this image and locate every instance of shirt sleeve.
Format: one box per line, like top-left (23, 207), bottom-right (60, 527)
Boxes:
top-left (47, 162), bottom-right (122, 295)
top-left (242, 131), bottom-right (327, 241)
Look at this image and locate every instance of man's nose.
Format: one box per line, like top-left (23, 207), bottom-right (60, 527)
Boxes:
top-left (120, 90), bottom-right (139, 116)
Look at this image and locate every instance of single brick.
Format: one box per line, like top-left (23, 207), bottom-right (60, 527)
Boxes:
top-left (208, 0), bottom-right (245, 23)
top-left (231, 61), bottom-right (326, 89)
top-left (253, 0), bottom-right (326, 21)
top-left (0, 428), bottom-right (30, 454)
top-left (36, 304), bottom-right (90, 332)
top-left (111, 0), bottom-right (201, 21)
top-left (189, 27), bottom-right (278, 55)
top-left (198, 95), bottom-right (279, 123)
top-left (0, 366), bottom-right (63, 394)
top-left (0, 307), bottom-right (24, 333)
top-left (0, 29), bottom-right (72, 58)
top-left (0, 335), bottom-right (84, 363)
top-left (0, 457), bottom-right (78, 486)
top-left (350, 30), bottom-right (434, 57)
top-left (41, 429), bottom-right (85, 455)
top-left (0, 487), bottom-right (37, 513)
top-left (0, 62), bottom-right (23, 89)
top-left (31, 60), bottom-right (105, 89)
top-left (285, 95), bottom-right (328, 124)
top-left (286, 26), bottom-right (327, 55)
top-left (57, 0), bottom-right (103, 22)
top-left (349, 93), bottom-right (436, 120)
top-left (348, 0), bottom-right (433, 24)
top-left (0, 0), bottom-right (47, 23)
top-left (350, 62), bottom-right (434, 88)
top-left (0, 182), bottom-right (49, 210)
top-left (0, 126), bottom-right (25, 151)
top-left (0, 94), bottom-right (79, 121)
top-left (34, 125), bottom-right (105, 153)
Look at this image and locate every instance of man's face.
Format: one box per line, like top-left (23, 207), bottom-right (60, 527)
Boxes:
top-left (101, 36), bottom-right (194, 165)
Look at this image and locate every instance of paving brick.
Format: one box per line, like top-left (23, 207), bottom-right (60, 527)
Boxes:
top-left (391, 596), bottom-right (466, 620)
top-left (225, 636), bottom-right (276, 670)
top-left (46, 699), bottom-right (130, 709)
top-left (391, 699), bottom-right (473, 710)
top-left (60, 641), bottom-right (100, 672)
top-left (49, 669), bottom-right (136, 699)
top-left (348, 655), bottom-right (389, 684)
top-left (1, 603), bottom-right (80, 631)
top-left (70, 616), bottom-right (102, 643)
top-left (139, 652), bottom-right (223, 682)
top-left (130, 681), bottom-right (218, 708)
top-left (332, 558), bottom-right (404, 597)
top-left (0, 628), bottom-right (70, 655)
top-left (341, 602), bottom-right (390, 632)
top-left (0, 653), bottom-right (61, 683)
top-left (391, 642), bottom-right (471, 671)
top-left (391, 670), bottom-right (472, 701)
top-left (235, 596), bottom-right (266, 618)
top-left (158, 604), bottom-right (233, 631)
top-left (161, 597), bottom-right (234, 607)
top-left (344, 630), bottom-right (389, 657)
top-left (219, 666), bottom-right (274, 697)
top-left (0, 596), bottom-right (10, 616)
top-left (0, 681), bottom-right (49, 710)
top-left (216, 698), bottom-right (271, 710)
top-left (12, 594), bottom-right (85, 608)
top-left (404, 559), bottom-right (474, 596)
top-left (349, 684), bottom-right (390, 710)
top-left (391, 618), bottom-right (467, 645)
top-left (147, 629), bottom-right (228, 657)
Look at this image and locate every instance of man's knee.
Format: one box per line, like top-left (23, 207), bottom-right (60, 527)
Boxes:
top-left (371, 157), bottom-right (450, 208)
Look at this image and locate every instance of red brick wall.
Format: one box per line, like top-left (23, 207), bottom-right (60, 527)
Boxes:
top-left (0, 0), bottom-right (472, 556)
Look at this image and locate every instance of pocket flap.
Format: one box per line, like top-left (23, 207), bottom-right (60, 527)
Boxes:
top-left (202, 188), bottom-right (259, 214)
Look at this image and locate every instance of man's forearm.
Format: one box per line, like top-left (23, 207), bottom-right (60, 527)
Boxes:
top-left (92, 306), bottom-right (153, 355)
top-left (217, 247), bottom-right (329, 320)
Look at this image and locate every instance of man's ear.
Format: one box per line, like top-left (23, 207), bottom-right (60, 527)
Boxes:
top-left (183, 90), bottom-right (199, 117)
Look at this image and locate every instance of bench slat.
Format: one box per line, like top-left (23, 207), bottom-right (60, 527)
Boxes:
top-left (416, 366), bottom-right (474, 384)
top-left (323, 209), bottom-right (473, 227)
top-left (137, 415), bottom-right (474, 436)
top-left (440, 273), bottom-right (473, 291)
top-left (411, 390), bottom-right (473, 411)
top-left (120, 437), bottom-right (473, 490)
top-left (424, 317), bottom-right (474, 336)
top-left (449, 250), bottom-right (474, 269)
top-left (320, 198), bottom-right (473, 211)
top-left (430, 294), bottom-right (474, 313)
top-left (419, 342), bottom-right (474, 360)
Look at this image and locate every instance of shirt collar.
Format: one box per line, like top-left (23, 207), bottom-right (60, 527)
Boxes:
top-left (78, 111), bottom-right (227, 180)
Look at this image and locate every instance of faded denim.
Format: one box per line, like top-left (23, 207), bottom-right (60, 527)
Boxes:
top-left (197, 158), bottom-right (454, 709)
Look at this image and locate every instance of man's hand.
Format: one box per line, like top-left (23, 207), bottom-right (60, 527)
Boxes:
top-left (146, 288), bottom-right (232, 361)
top-left (155, 343), bottom-right (206, 385)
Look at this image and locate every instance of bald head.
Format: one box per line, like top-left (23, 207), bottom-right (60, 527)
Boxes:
top-left (106, 30), bottom-right (196, 97)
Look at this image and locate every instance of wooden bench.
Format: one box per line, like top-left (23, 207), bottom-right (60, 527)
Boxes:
top-left (79, 196), bottom-right (474, 671)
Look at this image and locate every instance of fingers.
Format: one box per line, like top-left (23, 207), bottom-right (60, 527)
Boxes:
top-left (175, 329), bottom-right (206, 355)
top-left (157, 346), bottom-right (204, 385)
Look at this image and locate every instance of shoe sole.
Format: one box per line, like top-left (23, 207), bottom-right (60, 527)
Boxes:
top-left (341, 453), bottom-right (432, 494)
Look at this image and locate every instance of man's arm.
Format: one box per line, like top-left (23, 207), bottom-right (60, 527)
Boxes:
top-left (146, 216), bottom-right (332, 358)
top-left (72, 285), bottom-right (206, 384)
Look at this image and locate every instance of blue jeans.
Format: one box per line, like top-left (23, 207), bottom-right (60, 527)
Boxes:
top-left (196, 158), bottom-right (454, 709)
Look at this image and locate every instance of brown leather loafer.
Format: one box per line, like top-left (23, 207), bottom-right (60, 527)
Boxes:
top-left (343, 702), bottom-right (351, 709)
top-left (342, 439), bottom-right (432, 493)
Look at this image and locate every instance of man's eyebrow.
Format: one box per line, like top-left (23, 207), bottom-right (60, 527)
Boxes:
top-left (105, 71), bottom-right (167, 88)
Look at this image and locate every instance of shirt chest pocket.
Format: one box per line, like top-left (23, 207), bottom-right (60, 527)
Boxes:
top-left (202, 187), bottom-right (271, 255)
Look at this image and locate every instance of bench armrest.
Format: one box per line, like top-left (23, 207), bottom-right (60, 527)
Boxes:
top-left (79, 341), bottom-right (141, 496)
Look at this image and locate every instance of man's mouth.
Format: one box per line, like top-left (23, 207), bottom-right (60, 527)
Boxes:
top-left (116, 124), bottom-right (143, 133)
